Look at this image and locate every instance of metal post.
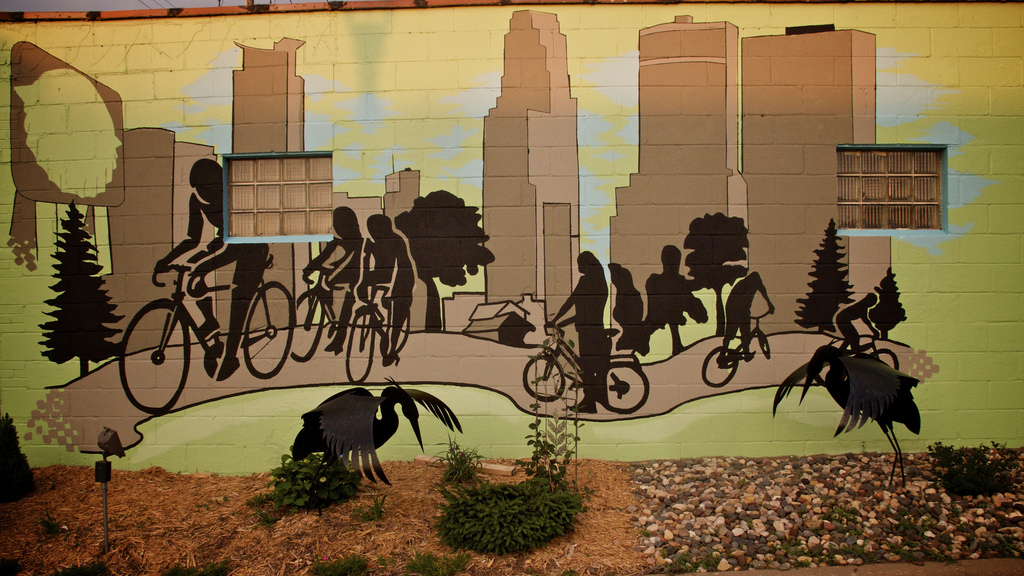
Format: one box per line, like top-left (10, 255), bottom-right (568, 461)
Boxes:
top-left (101, 481), bottom-right (109, 553)
top-left (95, 460), bottom-right (112, 554)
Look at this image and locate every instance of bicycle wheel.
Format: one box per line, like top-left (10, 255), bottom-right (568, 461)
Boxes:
top-left (346, 308), bottom-right (376, 383)
top-left (243, 281), bottom-right (295, 379)
top-left (291, 291), bottom-right (328, 363)
top-left (873, 347), bottom-right (900, 371)
top-left (756, 330), bottom-right (771, 360)
top-left (701, 346), bottom-right (739, 388)
top-left (119, 300), bottom-right (190, 415)
top-left (522, 353), bottom-right (568, 403)
top-left (604, 360), bottom-right (650, 414)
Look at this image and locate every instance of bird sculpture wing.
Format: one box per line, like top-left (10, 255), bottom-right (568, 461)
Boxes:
top-left (405, 387), bottom-right (463, 436)
top-left (835, 356), bottom-right (918, 435)
top-left (773, 362), bottom-right (810, 416)
top-left (298, 388), bottom-right (390, 484)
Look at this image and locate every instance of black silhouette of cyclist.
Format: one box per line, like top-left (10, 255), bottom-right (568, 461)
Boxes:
top-left (356, 214), bottom-right (414, 367)
top-left (719, 270), bottom-right (774, 364)
top-left (153, 158), bottom-right (269, 382)
top-left (549, 251), bottom-right (611, 413)
top-left (302, 206), bottom-right (363, 354)
top-left (835, 292), bottom-right (880, 353)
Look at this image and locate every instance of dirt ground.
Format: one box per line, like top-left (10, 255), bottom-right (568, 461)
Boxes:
top-left (0, 459), bottom-right (647, 576)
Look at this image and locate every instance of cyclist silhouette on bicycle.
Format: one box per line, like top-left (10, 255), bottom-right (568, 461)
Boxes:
top-left (152, 158), bottom-right (269, 381)
top-left (719, 270), bottom-right (774, 366)
top-left (549, 251), bottom-right (611, 413)
top-left (302, 206), bottom-right (364, 354)
top-left (356, 214), bottom-right (414, 367)
top-left (835, 292), bottom-right (880, 353)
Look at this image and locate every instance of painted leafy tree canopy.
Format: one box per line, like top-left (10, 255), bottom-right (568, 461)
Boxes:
top-left (394, 190), bottom-right (494, 332)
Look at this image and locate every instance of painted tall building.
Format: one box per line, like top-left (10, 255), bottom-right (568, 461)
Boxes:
top-left (742, 28), bottom-right (882, 333)
top-left (482, 10), bottom-right (579, 317)
top-left (609, 16), bottom-right (743, 288)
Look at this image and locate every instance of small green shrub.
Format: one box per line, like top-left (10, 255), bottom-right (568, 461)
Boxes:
top-left (438, 438), bottom-right (482, 485)
top-left (928, 442), bottom-right (1021, 496)
top-left (353, 491), bottom-right (387, 522)
top-left (436, 479), bottom-right (584, 554)
top-left (269, 452), bottom-right (361, 511)
top-left (50, 563), bottom-right (107, 576)
top-left (0, 558), bottom-right (21, 576)
top-left (39, 511), bottom-right (63, 537)
top-left (310, 555), bottom-right (369, 576)
top-left (162, 561), bottom-right (230, 576)
top-left (0, 413), bottom-right (34, 503)
top-left (404, 551), bottom-right (470, 576)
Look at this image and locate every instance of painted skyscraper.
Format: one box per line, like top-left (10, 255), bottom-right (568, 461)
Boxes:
top-left (482, 10), bottom-right (580, 317)
top-left (742, 28), bottom-right (881, 333)
top-left (609, 16), bottom-right (743, 287)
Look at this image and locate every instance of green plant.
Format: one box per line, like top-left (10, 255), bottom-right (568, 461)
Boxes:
top-left (162, 561), bottom-right (231, 576)
top-left (50, 563), bottom-right (107, 576)
top-left (928, 442), bottom-right (1020, 496)
top-left (438, 437), bottom-right (482, 485)
top-left (403, 551), bottom-right (469, 576)
top-left (353, 491), bottom-right (387, 522)
top-left (0, 558), bottom-right (21, 576)
top-left (0, 413), bottom-right (34, 503)
top-left (436, 479), bottom-right (584, 554)
top-left (39, 511), bottom-right (63, 537)
top-left (245, 492), bottom-right (280, 526)
top-left (520, 329), bottom-right (583, 493)
top-left (269, 452), bottom-right (361, 511)
top-left (311, 555), bottom-right (369, 576)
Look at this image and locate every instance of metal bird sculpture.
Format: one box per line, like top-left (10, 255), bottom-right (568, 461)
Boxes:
top-left (773, 345), bottom-right (921, 487)
top-left (292, 381), bottom-right (462, 485)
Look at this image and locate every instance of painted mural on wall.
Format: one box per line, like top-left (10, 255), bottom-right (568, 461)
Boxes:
top-left (6, 11), bottom-right (943, 455)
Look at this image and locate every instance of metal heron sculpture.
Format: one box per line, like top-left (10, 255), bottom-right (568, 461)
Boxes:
top-left (292, 380), bottom-right (462, 485)
top-left (773, 344), bottom-right (921, 487)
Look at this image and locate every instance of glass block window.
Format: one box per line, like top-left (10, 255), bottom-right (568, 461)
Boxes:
top-left (226, 154), bottom-right (333, 238)
top-left (836, 148), bottom-right (944, 230)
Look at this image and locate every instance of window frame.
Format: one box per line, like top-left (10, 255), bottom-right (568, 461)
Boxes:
top-left (835, 144), bottom-right (948, 237)
top-left (222, 151), bottom-right (335, 244)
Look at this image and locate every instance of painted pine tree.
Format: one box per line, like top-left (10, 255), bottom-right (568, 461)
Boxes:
top-left (869, 267), bottom-right (907, 340)
top-left (794, 219), bottom-right (854, 333)
top-left (40, 203), bottom-right (123, 377)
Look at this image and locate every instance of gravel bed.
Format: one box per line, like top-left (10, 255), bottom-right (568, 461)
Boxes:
top-left (627, 450), bottom-right (1024, 572)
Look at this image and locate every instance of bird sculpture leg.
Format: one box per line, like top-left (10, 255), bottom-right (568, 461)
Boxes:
top-left (879, 424), bottom-right (905, 489)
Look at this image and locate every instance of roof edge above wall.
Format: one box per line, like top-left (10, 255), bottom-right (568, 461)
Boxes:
top-left (0, 0), bottom-right (1011, 23)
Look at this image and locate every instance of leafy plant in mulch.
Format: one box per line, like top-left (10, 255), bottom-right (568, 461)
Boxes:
top-left (162, 560), bottom-right (231, 576)
top-left (436, 478), bottom-right (584, 554)
top-left (269, 452), bottom-right (361, 511)
top-left (39, 510), bottom-right (64, 537)
top-left (0, 413), bottom-right (34, 503)
top-left (310, 554), bottom-right (369, 576)
top-left (50, 563), bottom-right (107, 576)
top-left (353, 490), bottom-right (387, 522)
top-left (928, 441), bottom-right (1021, 496)
top-left (437, 437), bottom-right (482, 485)
top-left (435, 333), bottom-right (588, 554)
top-left (403, 551), bottom-right (470, 576)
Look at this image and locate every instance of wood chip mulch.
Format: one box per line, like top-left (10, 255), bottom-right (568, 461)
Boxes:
top-left (0, 459), bottom-right (647, 576)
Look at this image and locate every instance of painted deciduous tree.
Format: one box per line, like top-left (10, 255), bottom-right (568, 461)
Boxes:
top-left (395, 190), bottom-right (494, 332)
top-left (683, 213), bottom-right (749, 336)
top-left (795, 219), bottom-right (854, 333)
top-left (39, 202), bottom-right (122, 376)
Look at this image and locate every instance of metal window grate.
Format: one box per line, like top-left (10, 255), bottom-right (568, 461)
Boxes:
top-left (227, 155), bottom-right (333, 238)
top-left (836, 148), bottom-right (943, 230)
